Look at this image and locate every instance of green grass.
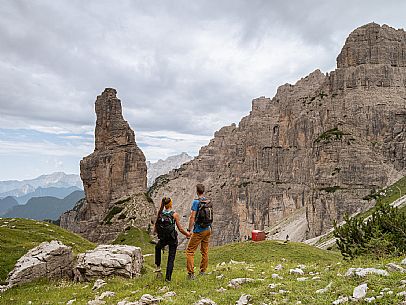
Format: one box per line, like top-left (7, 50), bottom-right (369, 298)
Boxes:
top-left (113, 227), bottom-right (156, 255)
top-left (0, 218), bottom-right (95, 283)
top-left (2, 220), bottom-right (406, 304)
top-left (2, 240), bottom-right (406, 304)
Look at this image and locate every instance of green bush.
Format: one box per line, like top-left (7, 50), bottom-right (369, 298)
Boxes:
top-left (103, 206), bottom-right (124, 224)
top-left (314, 127), bottom-right (349, 144)
top-left (334, 202), bottom-right (406, 259)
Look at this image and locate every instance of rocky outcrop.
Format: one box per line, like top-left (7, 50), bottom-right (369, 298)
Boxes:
top-left (74, 245), bottom-right (143, 281)
top-left (5, 240), bottom-right (73, 288)
top-left (150, 23), bottom-right (406, 246)
top-left (60, 89), bottom-right (155, 243)
top-left (147, 152), bottom-right (193, 187)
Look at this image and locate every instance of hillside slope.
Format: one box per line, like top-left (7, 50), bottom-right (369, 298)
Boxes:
top-left (2, 237), bottom-right (406, 304)
top-left (0, 218), bottom-right (94, 282)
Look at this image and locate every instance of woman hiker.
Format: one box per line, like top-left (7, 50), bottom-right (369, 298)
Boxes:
top-left (154, 196), bottom-right (190, 282)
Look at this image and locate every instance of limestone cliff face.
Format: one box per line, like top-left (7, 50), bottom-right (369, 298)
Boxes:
top-left (150, 23), bottom-right (406, 246)
top-left (60, 89), bottom-right (155, 243)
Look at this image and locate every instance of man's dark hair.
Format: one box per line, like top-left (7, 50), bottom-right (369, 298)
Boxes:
top-left (196, 184), bottom-right (205, 195)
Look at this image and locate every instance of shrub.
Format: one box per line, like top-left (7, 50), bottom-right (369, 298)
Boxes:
top-left (314, 127), bottom-right (349, 144)
top-left (333, 202), bottom-right (406, 259)
top-left (103, 206), bottom-right (124, 224)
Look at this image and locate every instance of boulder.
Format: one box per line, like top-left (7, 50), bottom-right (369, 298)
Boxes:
top-left (7, 240), bottom-right (73, 287)
top-left (194, 298), bottom-right (217, 305)
top-left (386, 262), bottom-right (406, 273)
top-left (236, 294), bottom-right (252, 305)
top-left (227, 278), bottom-right (256, 289)
top-left (332, 296), bottom-right (348, 304)
top-left (353, 283), bottom-right (368, 299)
top-left (74, 245), bottom-right (143, 281)
top-left (289, 268), bottom-right (304, 275)
top-left (345, 267), bottom-right (389, 277)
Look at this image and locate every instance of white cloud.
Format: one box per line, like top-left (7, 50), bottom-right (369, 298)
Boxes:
top-left (0, 0), bottom-right (406, 179)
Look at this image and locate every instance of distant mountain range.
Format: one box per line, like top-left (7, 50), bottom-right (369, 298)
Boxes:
top-left (11, 186), bottom-right (82, 205)
top-left (0, 172), bottom-right (82, 197)
top-left (146, 152), bottom-right (193, 187)
top-left (2, 190), bottom-right (84, 220)
top-left (0, 196), bottom-right (18, 215)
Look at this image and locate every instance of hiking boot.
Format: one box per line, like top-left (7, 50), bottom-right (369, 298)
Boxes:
top-left (187, 273), bottom-right (195, 280)
top-left (154, 267), bottom-right (162, 273)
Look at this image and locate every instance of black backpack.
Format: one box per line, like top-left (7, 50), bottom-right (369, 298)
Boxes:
top-left (156, 210), bottom-right (177, 240)
top-left (196, 198), bottom-right (213, 228)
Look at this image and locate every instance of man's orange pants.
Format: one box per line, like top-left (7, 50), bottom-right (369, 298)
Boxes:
top-left (186, 229), bottom-right (211, 274)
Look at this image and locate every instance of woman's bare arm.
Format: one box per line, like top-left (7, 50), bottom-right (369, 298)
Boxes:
top-left (173, 212), bottom-right (189, 237)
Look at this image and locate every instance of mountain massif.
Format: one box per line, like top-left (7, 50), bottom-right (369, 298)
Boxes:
top-left (147, 152), bottom-right (193, 187)
top-left (150, 23), bottom-right (406, 246)
top-left (0, 172), bottom-right (82, 196)
top-left (60, 88), bottom-right (156, 243)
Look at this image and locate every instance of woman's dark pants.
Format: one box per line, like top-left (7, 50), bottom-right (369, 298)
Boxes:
top-left (155, 238), bottom-right (178, 281)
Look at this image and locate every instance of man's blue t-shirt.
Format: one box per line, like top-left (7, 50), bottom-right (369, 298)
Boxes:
top-left (192, 198), bottom-right (211, 233)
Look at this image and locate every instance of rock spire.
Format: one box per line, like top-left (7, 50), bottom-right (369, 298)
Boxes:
top-left (60, 88), bottom-right (155, 243)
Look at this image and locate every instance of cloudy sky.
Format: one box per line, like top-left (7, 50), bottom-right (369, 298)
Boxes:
top-left (0, 0), bottom-right (405, 180)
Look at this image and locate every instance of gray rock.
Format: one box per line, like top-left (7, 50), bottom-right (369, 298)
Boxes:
top-left (74, 245), bottom-right (143, 281)
top-left (332, 296), bottom-right (348, 304)
top-left (7, 240), bottom-right (73, 287)
top-left (99, 291), bottom-right (115, 300)
top-left (117, 300), bottom-right (140, 305)
top-left (87, 300), bottom-right (105, 305)
top-left (268, 283), bottom-right (281, 289)
top-left (401, 258), bottom-right (406, 265)
top-left (386, 263), bottom-right (406, 273)
top-left (92, 279), bottom-right (106, 290)
top-left (236, 294), bottom-right (252, 305)
top-left (139, 294), bottom-right (161, 305)
top-left (353, 283), bottom-right (368, 299)
top-left (194, 298), bottom-right (217, 305)
top-left (227, 278), bottom-right (255, 289)
top-left (87, 291), bottom-right (115, 305)
top-left (274, 264), bottom-right (283, 271)
top-left (162, 291), bottom-right (176, 298)
top-left (289, 268), bottom-right (304, 275)
top-left (345, 268), bottom-right (389, 277)
top-left (0, 284), bottom-right (10, 293)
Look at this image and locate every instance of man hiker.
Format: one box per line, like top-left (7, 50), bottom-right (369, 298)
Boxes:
top-left (186, 183), bottom-right (213, 279)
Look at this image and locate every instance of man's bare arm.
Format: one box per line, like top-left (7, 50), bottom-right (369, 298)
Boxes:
top-left (188, 210), bottom-right (196, 232)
